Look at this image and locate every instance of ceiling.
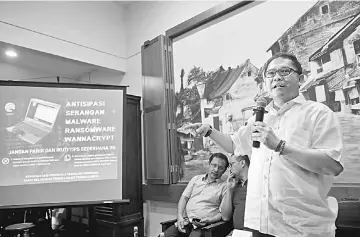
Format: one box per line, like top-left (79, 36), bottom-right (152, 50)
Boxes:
top-left (0, 41), bottom-right (121, 81)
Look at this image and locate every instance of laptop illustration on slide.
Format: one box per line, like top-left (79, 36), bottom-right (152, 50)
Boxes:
top-left (6, 99), bottom-right (61, 145)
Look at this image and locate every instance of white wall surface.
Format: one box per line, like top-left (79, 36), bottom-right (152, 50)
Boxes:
top-left (123, 1), bottom-right (219, 96)
top-left (0, 62), bottom-right (51, 81)
top-left (343, 26), bottom-right (360, 65)
top-left (123, 2), bottom-right (221, 236)
top-left (0, 62), bottom-right (122, 85)
top-left (0, 2), bottom-right (226, 236)
top-left (78, 70), bottom-right (125, 85)
top-left (144, 201), bottom-right (178, 237)
top-left (0, 1), bottom-right (127, 72)
top-left (329, 49), bottom-right (345, 71)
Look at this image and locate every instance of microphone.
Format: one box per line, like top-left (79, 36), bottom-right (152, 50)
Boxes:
top-left (252, 97), bottom-right (267, 148)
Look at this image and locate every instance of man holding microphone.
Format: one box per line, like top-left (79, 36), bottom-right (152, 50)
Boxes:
top-left (186, 53), bottom-right (343, 237)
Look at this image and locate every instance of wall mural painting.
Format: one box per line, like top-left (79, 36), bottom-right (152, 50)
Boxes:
top-left (173, 0), bottom-right (360, 183)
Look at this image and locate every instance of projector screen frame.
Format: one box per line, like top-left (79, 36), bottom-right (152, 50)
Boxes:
top-left (0, 80), bottom-right (127, 209)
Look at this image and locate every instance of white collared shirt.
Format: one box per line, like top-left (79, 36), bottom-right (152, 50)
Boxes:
top-left (231, 95), bottom-right (343, 237)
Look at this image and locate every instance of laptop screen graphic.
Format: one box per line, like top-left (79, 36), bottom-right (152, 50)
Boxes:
top-left (26, 101), bottom-right (59, 127)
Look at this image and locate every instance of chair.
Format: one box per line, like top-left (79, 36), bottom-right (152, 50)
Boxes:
top-left (335, 199), bottom-right (360, 237)
top-left (160, 219), bottom-right (233, 237)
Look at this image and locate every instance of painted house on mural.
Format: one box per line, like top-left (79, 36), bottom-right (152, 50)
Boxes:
top-left (199, 59), bottom-right (259, 140)
top-left (267, 0), bottom-right (360, 73)
top-left (300, 14), bottom-right (360, 114)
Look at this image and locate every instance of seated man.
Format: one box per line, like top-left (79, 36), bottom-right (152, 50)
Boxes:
top-left (230, 154), bottom-right (249, 229)
top-left (163, 153), bottom-right (230, 237)
top-left (222, 154), bottom-right (250, 236)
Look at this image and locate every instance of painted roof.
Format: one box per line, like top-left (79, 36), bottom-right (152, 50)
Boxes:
top-left (203, 59), bottom-right (255, 100)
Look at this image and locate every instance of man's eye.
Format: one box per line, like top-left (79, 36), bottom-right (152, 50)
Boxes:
top-left (280, 69), bottom-right (290, 73)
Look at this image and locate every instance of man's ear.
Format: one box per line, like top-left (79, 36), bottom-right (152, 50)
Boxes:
top-left (299, 74), bottom-right (305, 87)
top-left (240, 160), bottom-right (245, 168)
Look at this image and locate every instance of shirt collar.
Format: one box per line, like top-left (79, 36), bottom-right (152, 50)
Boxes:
top-left (202, 174), bottom-right (222, 184)
top-left (237, 179), bottom-right (248, 187)
top-left (266, 94), bottom-right (307, 114)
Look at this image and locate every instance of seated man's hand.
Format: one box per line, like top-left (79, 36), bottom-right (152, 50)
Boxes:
top-left (227, 172), bottom-right (236, 191)
top-left (176, 216), bottom-right (188, 233)
top-left (193, 217), bottom-right (211, 227)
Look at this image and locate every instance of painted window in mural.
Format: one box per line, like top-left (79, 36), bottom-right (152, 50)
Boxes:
top-left (172, 1), bottom-right (360, 183)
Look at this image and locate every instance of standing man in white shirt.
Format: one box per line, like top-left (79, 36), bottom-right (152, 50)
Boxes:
top-left (185, 53), bottom-right (344, 237)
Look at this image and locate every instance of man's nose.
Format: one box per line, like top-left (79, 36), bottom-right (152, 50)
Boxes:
top-left (273, 73), bottom-right (283, 82)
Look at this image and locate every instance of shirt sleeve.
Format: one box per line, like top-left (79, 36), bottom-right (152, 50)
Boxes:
top-left (181, 175), bottom-right (198, 198)
top-left (312, 107), bottom-right (343, 166)
top-left (230, 116), bottom-right (253, 158)
top-left (219, 182), bottom-right (228, 211)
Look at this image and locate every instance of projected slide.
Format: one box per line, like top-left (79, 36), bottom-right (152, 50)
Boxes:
top-left (0, 85), bottom-right (123, 187)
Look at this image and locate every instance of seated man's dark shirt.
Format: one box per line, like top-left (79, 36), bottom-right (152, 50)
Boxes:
top-left (232, 180), bottom-right (247, 229)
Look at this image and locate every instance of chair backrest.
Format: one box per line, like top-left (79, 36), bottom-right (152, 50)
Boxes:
top-left (336, 199), bottom-right (360, 229)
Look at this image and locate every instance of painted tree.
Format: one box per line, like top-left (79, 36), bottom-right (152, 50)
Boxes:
top-left (175, 66), bottom-right (213, 126)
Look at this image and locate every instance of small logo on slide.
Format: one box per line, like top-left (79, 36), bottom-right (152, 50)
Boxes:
top-left (5, 102), bottom-right (15, 113)
top-left (2, 158), bottom-right (9, 165)
top-left (64, 154), bottom-right (72, 162)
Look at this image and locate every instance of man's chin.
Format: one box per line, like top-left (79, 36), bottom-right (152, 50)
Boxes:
top-left (210, 173), bottom-right (218, 179)
top-left (271, 91), bottom-right (287, 99)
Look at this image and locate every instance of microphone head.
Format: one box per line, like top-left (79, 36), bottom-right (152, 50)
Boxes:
top-left (256, 97), bottom-right (267, 108)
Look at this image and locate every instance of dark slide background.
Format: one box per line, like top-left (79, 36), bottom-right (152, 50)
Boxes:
top-left (0, 83), bottom-right (124, 207)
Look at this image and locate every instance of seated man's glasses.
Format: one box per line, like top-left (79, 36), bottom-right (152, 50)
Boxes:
top-left (210, 163), bottom-right (226, 172)
top-left (265, 67), bottom-right (300, 78)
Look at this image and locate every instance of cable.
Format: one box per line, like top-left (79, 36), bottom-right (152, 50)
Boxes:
top-left (126, 52), bottom-right (141, 59)
top-left (0, 20), bottom-right (126, 59)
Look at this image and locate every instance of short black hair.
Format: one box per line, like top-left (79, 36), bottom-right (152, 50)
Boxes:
top-left (234, 154), bottom-right (250, 167)
top-left (209, 152), bottom-right (229, 168)
top-left (263, 52), bottom-right (303, 77)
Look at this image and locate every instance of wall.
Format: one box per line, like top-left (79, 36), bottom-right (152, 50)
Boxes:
top-left (0, 62), bottom-right (52, 81)
top-left (309, 60), bottom-right (321, 76)
top-left (0, 1), bottom-right (220, 95)
top-left (330, 49), bottom-right (344, 70)
top-left (78, 70), bottom-right (125, 86)
top-left (143, 201), bottom-right (178, 237)
top-left (0, 2), bottom-right (230, 236)
top-left (0, 1), bottom-right (127, 72)
top-left (123, 1), bottom-right (219, 97)
top-left (343, 25), bottom-right (360, 65)
top-left (123, 2), bottom-right (220, 236)
top-left (0, 61), bottom-right (124, 85)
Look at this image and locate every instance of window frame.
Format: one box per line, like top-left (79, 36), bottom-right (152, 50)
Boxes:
top-left (143, 0), bottom-right (360, 202)
top-left (320, 4), bottom-right (330, 15)
top-left (165, 1), bottom-right (261, 184)
top-left (353, 40), bottom-right (360, 65)
top-left (321, 53), bottom-right (331, 64)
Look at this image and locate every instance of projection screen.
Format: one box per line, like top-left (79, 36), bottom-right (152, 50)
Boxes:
top-left (0, 81), bottom-right (125, 208)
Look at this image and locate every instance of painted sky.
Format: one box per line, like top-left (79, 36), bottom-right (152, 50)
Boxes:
top-left (173, 0), bottom-right (319, 92)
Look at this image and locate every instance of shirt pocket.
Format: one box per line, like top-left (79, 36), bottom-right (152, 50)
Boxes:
top-left (286, 126), bottom-right (310, 148)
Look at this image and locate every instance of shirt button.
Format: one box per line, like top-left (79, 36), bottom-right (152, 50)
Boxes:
top-left (264, 175), bottom-right (267, 179)
top-left (263, 195), bottom-right (267, 198)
